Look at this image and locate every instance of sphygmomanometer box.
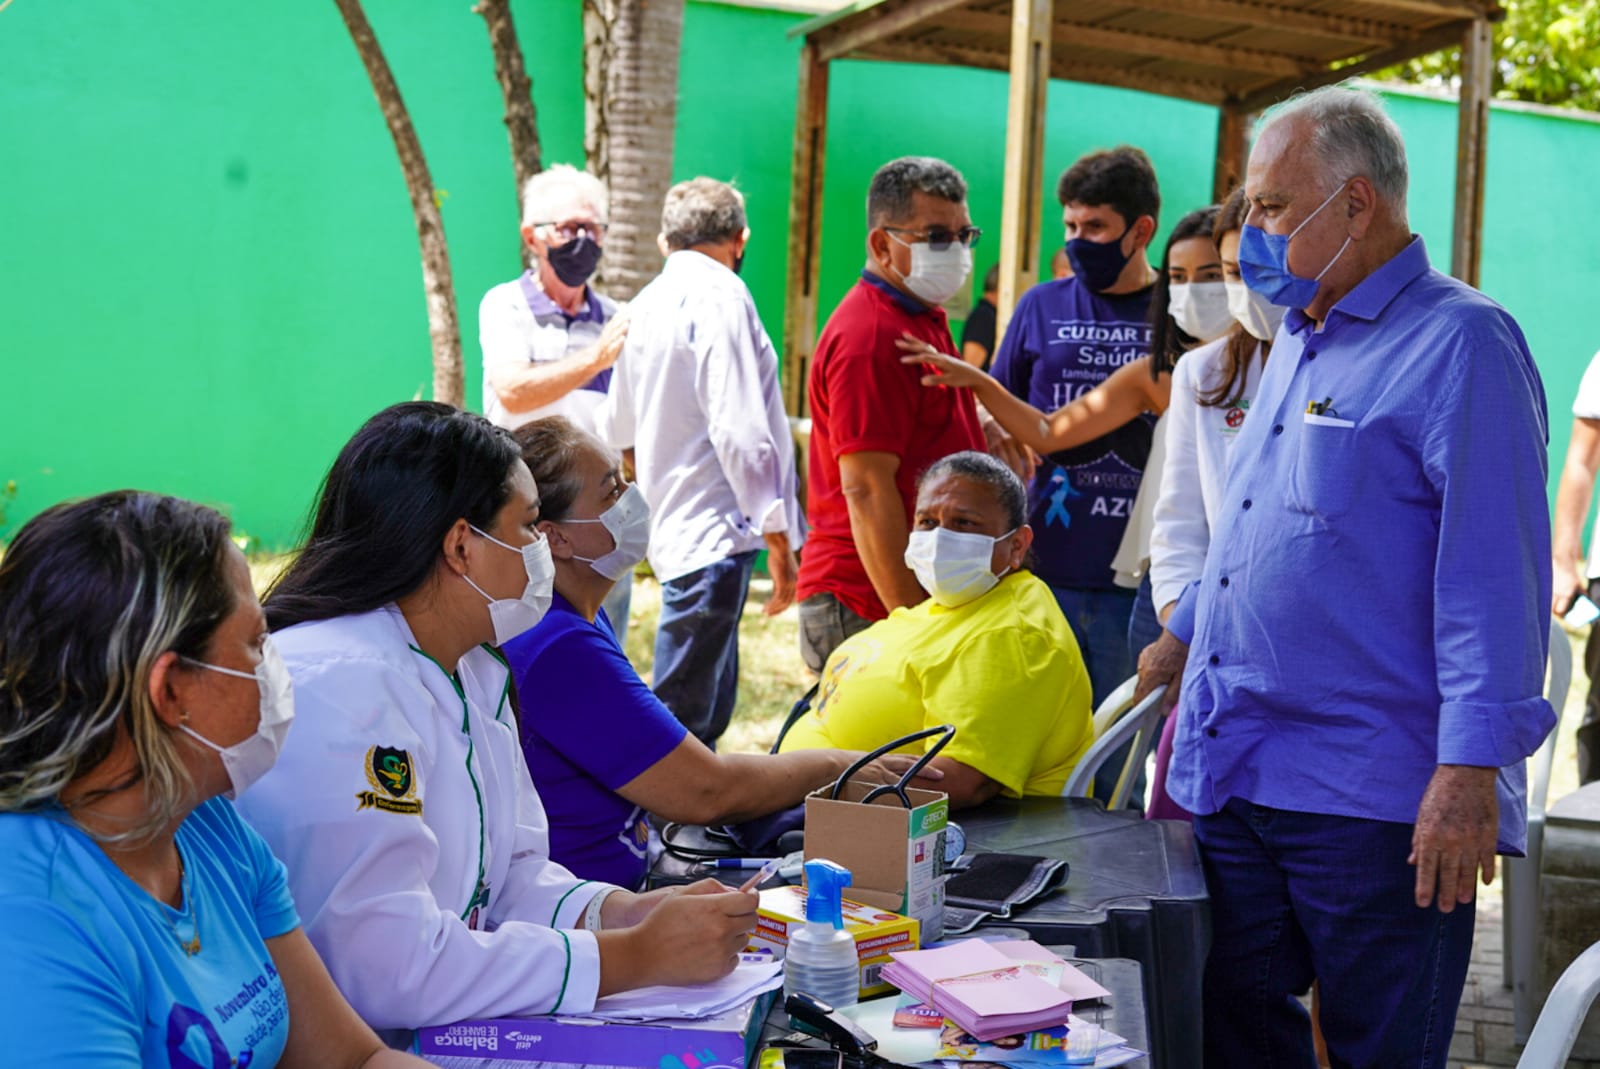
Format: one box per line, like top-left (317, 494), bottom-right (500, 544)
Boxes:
top-left (803, 781), bottom-right (948, 944)
top-left (748, 886), bottom-right (921, 998)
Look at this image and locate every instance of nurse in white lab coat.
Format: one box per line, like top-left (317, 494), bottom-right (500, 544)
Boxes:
top-left (236, 402), bottom-right (756, 1038)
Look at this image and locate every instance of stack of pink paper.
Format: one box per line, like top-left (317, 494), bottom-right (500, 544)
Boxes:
top-left (879, 939), bottom-right (1079, 1042)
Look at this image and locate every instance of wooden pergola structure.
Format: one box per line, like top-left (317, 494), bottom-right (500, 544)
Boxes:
top-left (780, 0), bottom-right (1500, 415)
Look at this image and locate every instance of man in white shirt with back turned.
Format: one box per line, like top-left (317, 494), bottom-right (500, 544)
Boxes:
top-left (603, 177), bottom-right (803, 748)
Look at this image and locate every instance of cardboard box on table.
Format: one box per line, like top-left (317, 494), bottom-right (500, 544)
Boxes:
top-left (414, 990), bottom-right (776, 1069)
top-left (748, 886), bottom-right (920, 997)
top-left (802, 782), bottom-right (948, 945)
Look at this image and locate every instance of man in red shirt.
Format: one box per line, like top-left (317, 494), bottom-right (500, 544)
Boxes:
top-left (796, 156), bottom-right (990, 672)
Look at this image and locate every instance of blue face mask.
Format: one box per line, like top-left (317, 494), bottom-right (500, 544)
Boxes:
top-left (1238, 181), bottom-right (1353, 309)
top-left (1064, 227), bottom-right (1135, 293)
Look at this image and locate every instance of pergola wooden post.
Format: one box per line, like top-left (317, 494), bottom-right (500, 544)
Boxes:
top-left (782, 41), bottom-right (830, 419)
top-left (1213, 102), bottom-right (1251, 202)
top-left (783, 0), bottom-right (1506, 422)
top-left (1451, 16), bottom-right (1492, 287)
top-left (996, 0), bottom-right (1053, 341)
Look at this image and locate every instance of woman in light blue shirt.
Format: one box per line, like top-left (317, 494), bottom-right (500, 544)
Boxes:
top-left (0, 491), bottom-right (426, 1068)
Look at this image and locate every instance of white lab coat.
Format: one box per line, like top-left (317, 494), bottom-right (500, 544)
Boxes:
top-left (235, 605), bottom-right (612, 1036)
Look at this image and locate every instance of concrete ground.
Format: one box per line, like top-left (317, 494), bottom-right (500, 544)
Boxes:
top-left (1452, 628), bottom-right (1594, 1069)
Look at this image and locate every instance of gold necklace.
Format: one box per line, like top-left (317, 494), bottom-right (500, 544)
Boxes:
top-left (166, 844), bottom-right (200, 957)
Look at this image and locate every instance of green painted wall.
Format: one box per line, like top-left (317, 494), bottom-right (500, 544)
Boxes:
top-left (4, 1), bottom-right (1598, 547)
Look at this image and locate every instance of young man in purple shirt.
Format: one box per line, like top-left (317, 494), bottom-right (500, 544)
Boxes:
top-left (1138, 87), bottom-right (1554, 1068)
top-left (990, 148), bottom-right (1160, 711)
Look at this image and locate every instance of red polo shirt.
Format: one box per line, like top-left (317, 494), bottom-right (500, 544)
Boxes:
top-left (797, 273), bottom-right (985, 621)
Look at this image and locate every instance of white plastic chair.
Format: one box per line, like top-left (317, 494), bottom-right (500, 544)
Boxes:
top-left (1505, 616), bottom-right (1575, 1042)
top-left (1061, 676), bottom-right (1167, 810)
top-left (1516, 939), bottom-right (1600, 1068)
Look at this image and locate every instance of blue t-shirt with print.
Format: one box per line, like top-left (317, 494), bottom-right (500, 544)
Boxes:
top-left (505, 592), bottom-right (688, 890)
top-left (0, 797), bottom-right (300, 1067)
top-left (990, 276), bottom-right (1155, 590)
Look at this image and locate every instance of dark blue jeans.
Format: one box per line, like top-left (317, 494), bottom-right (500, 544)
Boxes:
top-left (1127, 574), bottom-right (1163, 670)
top-left (1050, 583), bottom-right (1138, 802)
top-left (1047, 583), bottom-right (1138, 707)
top-left (652, 551), bottom-right (756, 748)
top-left (1195, 799), bottom-right (1476, 1069)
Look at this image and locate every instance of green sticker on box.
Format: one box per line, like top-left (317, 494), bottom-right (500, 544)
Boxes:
top-left (911, 798), bottom-right (948, 839)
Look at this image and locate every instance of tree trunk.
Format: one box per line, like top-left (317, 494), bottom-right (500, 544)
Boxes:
top-left (582, 0), bottom-right (685, 302)
top-left (333, 0), bottom-right (464, 407)
top-left (474, 0), bottom-right (543, 215)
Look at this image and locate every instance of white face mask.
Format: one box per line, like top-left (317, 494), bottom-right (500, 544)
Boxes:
top-left (888, 232), bottom-right (972, 307)
top-left (904, 526), bottom-right (1017, 608)
top-left (462, 524), bottom-right (555, 644)
top-left (179, 636), bottom-right (295, 800)
top-left (1225, 279), bottom-right (1286, 342)
top-left (1168, 281), bottom-right (1233, 342)
top-left (563, 483), bottom-right (652, 582)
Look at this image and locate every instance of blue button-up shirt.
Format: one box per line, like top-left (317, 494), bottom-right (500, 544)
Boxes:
top-left (1165, 237), bottom-right (1555, 852)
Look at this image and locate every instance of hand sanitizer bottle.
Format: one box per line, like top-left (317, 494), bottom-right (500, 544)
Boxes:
top-left (783, 859), bottom-right (860, 1017)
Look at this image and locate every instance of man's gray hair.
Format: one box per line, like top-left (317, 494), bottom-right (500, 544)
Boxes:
top-left (1264, 86), bottom-right (1409, 217)
top-left (868, 156), bottom-right (967, 228)
top-left (660, 177), bottom-right (747, 251)
top-left (520, 164), bottom-right (609, 229)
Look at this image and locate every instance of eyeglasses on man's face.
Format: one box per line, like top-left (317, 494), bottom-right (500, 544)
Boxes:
top-left (533, 220), bottom-right (609, 243)
top-left (883, 224), bottom-right (982, 251)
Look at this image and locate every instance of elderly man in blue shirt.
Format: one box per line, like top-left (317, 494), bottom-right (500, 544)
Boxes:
top-left (1137, 86), bottom-right (1555, 1067)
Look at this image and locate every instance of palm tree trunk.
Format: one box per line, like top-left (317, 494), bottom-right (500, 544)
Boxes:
top-left (582, 0), bottom-right (684, 302)
top-left (474, 0), bottom-right (543, 212)
top-left (333, 0), bottom-right (463, 407)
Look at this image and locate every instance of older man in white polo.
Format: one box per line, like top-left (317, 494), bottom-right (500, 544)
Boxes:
top-left (480, 163), bottom-right (633, 639)
top-left (1138, 86), bottom-right (1554, 1067)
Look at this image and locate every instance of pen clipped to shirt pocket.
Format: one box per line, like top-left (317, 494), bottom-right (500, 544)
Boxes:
top-left (1288, 412), bottom-right (1361, 517)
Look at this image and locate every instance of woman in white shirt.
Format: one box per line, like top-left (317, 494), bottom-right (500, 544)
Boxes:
top-left (1149, 189), bottom-right (1283, 621)
top-left (235, 402), bottom-right (755, 1042)
top-left (1144, 187), bottom-right (1284, 820)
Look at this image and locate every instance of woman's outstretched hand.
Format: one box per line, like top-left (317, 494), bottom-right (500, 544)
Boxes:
top-left (897, 333), bottom-right (986, 390)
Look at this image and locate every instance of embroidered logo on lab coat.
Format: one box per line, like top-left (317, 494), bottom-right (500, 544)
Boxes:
top-left (357, 746), bottom-right (423, 815)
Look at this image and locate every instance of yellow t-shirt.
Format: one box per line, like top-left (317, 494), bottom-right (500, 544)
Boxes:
top-left (779, 571), bottom-right (1093, 797)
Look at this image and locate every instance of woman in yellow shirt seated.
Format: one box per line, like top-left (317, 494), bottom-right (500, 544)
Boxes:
top-left (779, 451), bottom-right (1094, 808)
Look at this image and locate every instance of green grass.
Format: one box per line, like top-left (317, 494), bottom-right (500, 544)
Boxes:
top-left (622, 575), bottom-right (812, 754)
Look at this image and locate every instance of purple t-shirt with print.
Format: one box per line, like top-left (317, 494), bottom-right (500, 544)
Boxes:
top-left (503, 593), bottom-right (686, 890)
top-left (990, 276), bottom-right (1155, 590)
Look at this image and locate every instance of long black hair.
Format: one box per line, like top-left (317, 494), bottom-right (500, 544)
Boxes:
top-left (266, 402), bottom-right (522, 632)
top-left (1148, 205), bottom-right (1220, 378)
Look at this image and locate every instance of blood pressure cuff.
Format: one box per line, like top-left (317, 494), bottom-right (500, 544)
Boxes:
top-left (722, 803), bottom-right (806, 857)
top-left (942, 853), bottom-right (1068, 935)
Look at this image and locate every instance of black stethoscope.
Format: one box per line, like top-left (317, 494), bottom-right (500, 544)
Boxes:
top-left (827, 723), bottom-right (957, 808)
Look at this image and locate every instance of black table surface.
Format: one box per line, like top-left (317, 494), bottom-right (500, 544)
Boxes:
top-left (953, 796), bottom-right (1208, 927)
top-left (653, 796), bottom-right (1207, 1069)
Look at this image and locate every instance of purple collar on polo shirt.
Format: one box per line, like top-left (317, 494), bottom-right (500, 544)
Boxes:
top-left (520, 271), bottom-right (606, 323)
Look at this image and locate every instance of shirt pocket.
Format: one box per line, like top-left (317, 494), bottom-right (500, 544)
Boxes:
top-left (1287, 414), bottom-right (1361, 517)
